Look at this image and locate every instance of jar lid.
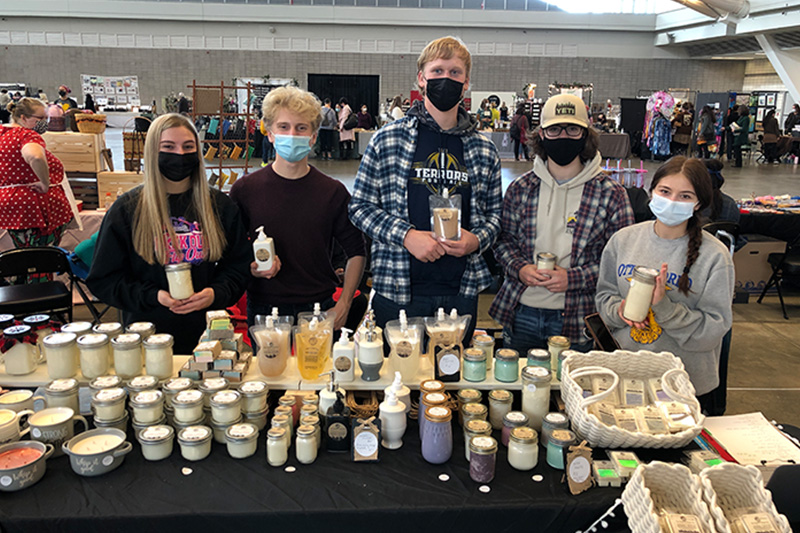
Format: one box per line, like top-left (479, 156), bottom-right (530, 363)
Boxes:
top-left (544, 412), bottom-right (569, 426)
top-left (91, 375), bottom-right (122, 389)
top-left (0, 314), bottom-right (15, 325)
top-left (537, 251), bottom-right (556, 260)
top-left (301, 393), bottom-right (318, 405)
top-left (457, 388), bottom-right (481, 402)
top-left (425, 406), bottom-right (451, 422)
top-left (420, 380), bottom-right (445, 393)
top-left (521, 365), bottom-right (551, 382)
top-left (465, 419), bottom-right (492, 435)
top-left (244, 408), bottom-right (269, 419)
top-left (422, 392), bottom-right (447, 405)
top-left (23, 314), bottom-right (50, 326)
top-left (4, 325), bottom-right (32, 338)
top-left (93, 387), bottom-right (126, 403)
top-left (510, 426), bottom-right (538, 444)
top-left (178, 425), bottom-right (212, 443)
top-left (527, 348), bottom-right (550, 361)
top-left (267, 427), bottom-right (286, 440)
top-left (547, 335), bottom-right (570, 348)
top-left (496, 348), bottom-right (520, 361)
top-left (43, 332), bottom-right (77, 347)
top-left (472, 334), bottom-right (494, 345)
top-left (132, 390), bottom-right (163, 405)
top-left (126, 322), bottom-right (155, 333)
top-left (112, 333), bottom-right (141, 346)
top-left (165, 262), bottom-right (191, 272)
top-left (271, 414), bottom-right (290, 426)
top-left (210, 414), bottom-right (242, 429)
top-left (77, 333), bottom-right (109, 347)
top-left (488, 389), bottom-right (512, 403)
top-left (143, 334), bottom-right (174, 347)
top-left (93, 322), bottom-right (122, 334)
top-left (300, 405), bottom-right (318, 415)
top-left (278, 394), bottom-right (296, 406)
top-left (238, 380), bottom-right (268, 395)
top-left (226, 423), bottom-right (257, 440)
top-left (463, 347), bottom-right (486, 362)
top-left (300, 415), bottom-right (320, 426)
top-left (632, 265), bottom-right (659, 283)
top-left (128, 375), bottom-right (159, 390)
top-left (469, 435), bottom-right (498, 455)
top-left (296, 424), bottom-right (315, 437)
top-left (200, 378), bottom-right (228, 391)
top-left (549, 429), bottom-right (576, 446)
top-left (60, 321), bottom-right (92, 334)
top-left (46, 378), bottom-right (79, 393)
top-left (274, 406), bottom-right (292, 418)
top-left (503, 411), bottom-right (529, 427)
top-left (174, 390), bottom-right (203, 405)
top-left (164, 377), bottom-right (193, 391)
top-left (138, 424), bottom-right (174, 443)
top-left (462, 402), bottom-right (488, 416)
top-left (211, 390), bottom-right (241, 405)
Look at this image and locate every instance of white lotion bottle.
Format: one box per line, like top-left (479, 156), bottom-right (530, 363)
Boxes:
top-left (379, 387), bottom-right (407, 450)
top-left (253, 226), bottom-right (275, 272)
top-left (333, 328), bottom-right (355, 383)
top-left (384, 371), bottom-right (411, 415)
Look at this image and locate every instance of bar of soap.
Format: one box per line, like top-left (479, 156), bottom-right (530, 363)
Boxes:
top-left (194, 340), bottom-right (221, 362)
top-left (206, 325), bottom-right (234, 340)
top-left (205, 310), bottom-right (229, 327)
top-left (210, 318), bottom-right (231, 329)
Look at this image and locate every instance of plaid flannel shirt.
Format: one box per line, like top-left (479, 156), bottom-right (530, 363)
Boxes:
top-left (489, 166), bottom-right (634, 343)
top-left (349, 114), bottom-right (503, 305)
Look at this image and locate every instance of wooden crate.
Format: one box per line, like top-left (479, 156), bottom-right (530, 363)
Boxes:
top-left (66, 172), bottom-right (99, 210)
top-left (97, 171), bottom-right (144, 205)
top-left (42, 132), bottom-right (107, 173)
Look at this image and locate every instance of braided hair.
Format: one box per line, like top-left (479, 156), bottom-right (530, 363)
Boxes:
top-left (650, 156), bottom-right (713, 296)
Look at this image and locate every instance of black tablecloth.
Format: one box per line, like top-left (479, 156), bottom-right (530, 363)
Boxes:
top-left (740, 212), bottom-right (800, 244)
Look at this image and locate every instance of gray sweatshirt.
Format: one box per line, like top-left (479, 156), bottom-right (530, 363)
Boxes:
top-left (595, 221), bottom-right (735, 395)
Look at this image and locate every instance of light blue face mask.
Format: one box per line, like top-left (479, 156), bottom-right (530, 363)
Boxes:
top-left (649, 193), bottom-right (697, 227)
top-left (273, 134), bottom-right (312, 163)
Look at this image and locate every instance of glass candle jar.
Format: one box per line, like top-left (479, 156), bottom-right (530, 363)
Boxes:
top-left (464, 419), bottom-right (492, 461)
top-left (488, 389), bottom-right (513, 430)
top-left (0, 314), bottom-right (14, 329)
top-left (210, 415), bottom-right (242, 444)
top-left (93, 322), bottom-right (122, 367)
top-left (238, 381), bottom-right (269, 414)
top-left (546, 429), bottom-right (576, 470)
top-left (77, 333), bottom-right (110, 379)
top-left (469, 436), bottom-right (498, 483)
top-left (462, 348), bottom-right (486, 383)
top-left (271, 414), bottom-right (292, 450)
top-left (278, 394), bottom-right (299, 426)
top-left (177, 425), bottom-right (212, 462)
top-left (112, 333), bottom-right (143, 379)
top-left (420, 392), bottom-right (449, 440)
top-left (162, 377), bottom-right (193, 406)
top-left (44, 378), bottom-right (80, 413)
top-left (302, 393), bottom-right (319, 408)
top-left (137, 424), bottom-right (174, 461)
top-left (541, 412), bottom-right (570, 448)
top-left (558, 350), bottom-right (579, 382)
top-left (126, 322), bottom-right (155, 342)
top-left (494, 348), bottom-right (520, 383)
top-left (61, 321), bottom-right (92, 338)
top-left (527, 349), bottom-right (550, 369)
top-left (199, 378), bottom-right (229, 408)
top-left (274, 406), bottom-right (294, 436)
top-left (472, 334), bottom-right (494, 371)
top-left (90, 375), bottom-right (122, 393)
top-left (244, 408), bottom-right (269, 432)
top-left (421, 406), bottom-right (452, 465)
top-left (267, 427), bottom-right (288, 467)
top-left (300, 404), bottom-right (318, 419)
top-left (92, 387), bottom-right (127, 421)
top-left (521, 366), bottom-right (552, 432)
top-left (3, 325), bottom-right (40, 376)
top-left (23, 314), bottom-right (53, 356)
top-left (42, 332), bottom-right (77, 379)
top-left (127, 375), bottom-right (159, 396)
top-left (456, 389), bottom-right (482, 426)
top-left (210, 390), bottom-right (242, 424)
top-left (143, 334), bottom-right (174, 379)
top-left (502, 411), bottom-right (530, 447)
top-left (547, 336), bottom-right (570, 374)
top-left (461, 402), bottom-right (488, 431)
top-left (172, 390), bottom-right (204, 424)
top-left (295, 424), bottom-right (317, 464)
top-left (93, 411), bottom-right (129, 433)
top-left (508, 426), bottom-right (539, 470)
top-left (536, 251), bottom-right (556, 271)
top-left (623, 266), bottom-right (658, 323)
top-left (165, 263), bottom-right (194, 300)
top-left (419, 380), bottom-right (445, 396)
top-left (225, 423), bottom-right (258, 459)
top-left (130, 390), bottom-right (165, 425)
top-left (301, 415), bottom-right (322, 449)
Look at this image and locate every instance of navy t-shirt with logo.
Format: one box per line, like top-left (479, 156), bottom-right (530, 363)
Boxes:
top-left (407, 123), bottom-right (472, 295)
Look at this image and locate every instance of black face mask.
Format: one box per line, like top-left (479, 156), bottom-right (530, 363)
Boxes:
top-left (540, 136), bottom-right (587, 166)
top-left (33, 119), bottom-right (48, 134)
top-left (158, 152), bottom-right (199, 182)
top-left (425, 77), bottom-right (464, 112)
top-left (58, 91), bottom-right (67, 98)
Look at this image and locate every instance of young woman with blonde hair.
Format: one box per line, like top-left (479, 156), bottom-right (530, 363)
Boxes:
top-left (88, 113), bottom-right (250, 353)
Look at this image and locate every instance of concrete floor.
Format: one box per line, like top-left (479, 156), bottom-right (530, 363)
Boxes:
top-left (101, 128), bottom-right (800, 426)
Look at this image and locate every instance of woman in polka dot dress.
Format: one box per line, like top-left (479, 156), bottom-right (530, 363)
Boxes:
top-left (0, 98), bottom-right (73, 251)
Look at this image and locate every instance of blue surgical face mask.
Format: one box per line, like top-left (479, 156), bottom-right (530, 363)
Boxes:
top-left (273, 134), bottom-right (312, 163)
top-left (649, 193), bottom-right (696, 227)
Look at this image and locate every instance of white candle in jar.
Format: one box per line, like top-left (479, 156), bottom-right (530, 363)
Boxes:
top-left (130, 390), bottom-right (165, 425)
top-left (238, 381), bottom-right (269, 414)
top-left (43, 332), bottom-right (79, 379)
top-left (172, 390), bottom-right (204, 424)
top-left (295, 425), bottom-right (317, 464)
top-left (3, 341), bottom-right (37, 376)
top-left (225, 423), bottom-right (258, 459)
top-left (92, 388), bottom-right (127, 421)
top-left (70, 434), bottom-right (124, 455)
top-left (210, 391), bottom-right (242, 424)
top-left (163, 377), bottom-right (193, 406)
top-left (199, 378), bottom-right (228, 408)
top-left (165, 263), bottom-right (194, 300)
top-left (112, 334), bottom-right (143, 379)
top-left (45, 378), bottom-right (80, 413)
top-left (23, 314), bottom-right (53, 358)
top-left (623, 266), bottom-right (659, 323)
top-left (508, 426), bottom-right (539, 470)
top-left (521, 366), bottom-right (551, 432)
top-left (143, 334), bottom-right (174, 379)
top-left (267, 428), bottom-right (288, 467)
top-left (177, 426), bottom-right (212, 462)
top-left (77, 334), bottom-right (111, 379)
top-left (137, 425), bottom-right (174, 461)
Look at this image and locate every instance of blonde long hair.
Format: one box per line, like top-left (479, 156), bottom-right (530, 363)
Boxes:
top-left (133, 114), bottom-right (226, 265)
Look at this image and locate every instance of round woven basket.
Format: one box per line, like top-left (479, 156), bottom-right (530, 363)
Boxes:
top-left (76, 113), bottom-right (107, 134)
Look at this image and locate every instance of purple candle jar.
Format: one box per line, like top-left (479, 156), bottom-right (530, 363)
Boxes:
top-left (421, 406), bottom-right (452, 464)
top-left (501, 411), bottom-right (529, 447)
top-left (419, 392), bottom-right (448, 440)
top-left (469, 436), bottom-right (498, 483)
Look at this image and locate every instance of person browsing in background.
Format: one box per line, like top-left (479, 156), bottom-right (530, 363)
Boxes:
top-left (337, 97), bottom-right (355, 160)
top-left (389, 95), bottom-right (405, 121)
top-left (595, 156), bottom-right (734, 413)
top-left (511, 105), bottom-right (529, 161)
top-left (490, 94), bottom-right (634, 353)
top-left (731, 105), bottom-right (750, 168)
top-left (318, 98), bottom-right (336, 161)
top-left (53, 85), bottom-right (78, 112)
top-left (762, 109), bottom-right (780, 164)
top-left (350, 35), bottom-right (502, 340)
top-left (87, 114), bottom-right (251, 354)
top-left (357, 104), bottom-right (373, 130)
top-left (230, 87), bottom-right (366, 331)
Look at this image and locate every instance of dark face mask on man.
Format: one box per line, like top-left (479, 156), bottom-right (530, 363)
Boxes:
top-left (540, 135), bottom-right (587, 166)
top-left (158, 152), bottom-right (199, 182)
top-left (424, 77), bottom-right (464, 112)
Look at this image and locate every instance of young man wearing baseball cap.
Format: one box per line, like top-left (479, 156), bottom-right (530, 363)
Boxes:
top-left (489, 94), bottom-right (634, 352)
top-left (349, 36), bottom-right (502, 337)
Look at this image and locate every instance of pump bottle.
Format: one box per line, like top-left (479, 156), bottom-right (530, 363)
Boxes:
top-left (318, 370), bottom-right (343, 423)
top-left (333, 328), bottom-right (355, 383)
top-left (253, 226), bottom-right (275, 272)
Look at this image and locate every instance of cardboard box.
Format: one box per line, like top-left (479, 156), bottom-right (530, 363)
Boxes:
top-left (97, 171), bottom-right (144, 205)
top-left (42, 132), bottom-right (107, 173)
top-left (733, 235), bottom-right (785, 294)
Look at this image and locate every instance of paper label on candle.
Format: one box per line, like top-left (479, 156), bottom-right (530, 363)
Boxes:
top-left (142, 426), bottom-right (171, 440)
top-left (181, 427), bottom-right (210, 441)
top-left (130, 376), bottom-right (158, 389)
top-left (428, 406), bottom-right (449, 417)
top-left (94, 322), bottom-right (121, 332)
top-left (102, 456), bottom-right (114, 467)
top-left (203, 379), bottom-right (226, 390)
top-left (425, 393), bottom-right (446, 404)
top-left (49, 379), bottom-right (77, 392)
top-left (526, 384), bottom-right (537, 393)
top-left (166, 378), bottom-right (192, 390)
top-left (1, 476), bottom-right (11, 486)
top-left (146, 334), bottom-right (172, 345)
top-left (96, 388), bottom-right (125, 402)
top-left (92, 376), bottom-right (120, 388)
top-left (79, 334), bottom-right (107, 346)
top-left (32, 428), bottom-right (42, 438)
top-left (547, 413), bottom-right (567, 424)
top-left (240, 381), bottom-right (266, 393)
top-left (213, 392), bottom-right (238, 404)
top-left (472, 436), bottom-right (494, 449)
top-left (114, 334), bottom-right (140, 344)
top-left (228, 424), bottom-right (255, 438)
top-left (127, 323), bottom-right (154, 333)
top-left (438, 352), bottom-right (460, 375)
top-left (175, 390), bottom-right (203, 404)
top-left (134, 391), bottom-right (162, 404)
top-left (507, 412), bottom-right (526, 423)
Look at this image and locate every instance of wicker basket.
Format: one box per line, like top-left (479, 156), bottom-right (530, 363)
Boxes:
top-left (700, 463), bottom-right (791, 533)
top-left (562, 350), bottom-right (704, 448)
top-left (622, 461), bottom-right (714, 533)
top-left (75, 113), bottom-right (107, 134)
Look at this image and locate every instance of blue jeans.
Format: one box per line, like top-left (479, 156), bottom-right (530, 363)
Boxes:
top-left (502, 304), bottom-right (594, 354)
top-left (371, 292), bottom-right (479, 344)
top-left (262, 137), bottom-right (274, 163)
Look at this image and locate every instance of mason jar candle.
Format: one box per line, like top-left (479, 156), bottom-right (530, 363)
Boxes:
top-left (420, 392), bottom-right (449, 440)
top-left (464, 419), bottom-right (492, 461)
top-left (93, 411), bottom-right (129, 433)
top-left (172, 390), bottom-right (204, 424)
top-left (546, 429), bottom-right (576, 470)
top-left (300, 404), bottom-right (318, 420)
top-left (44, 378), bottom-right (80, 413)
top-left (23, 314), bottom-right (53, 357)
top-left (244, 408), bottom-right (269, 432)
top-left (131, 414), bottom-right (166, 440)
top-left (271, 415), bottom-right (292, 450)
top-left (547, 336), bottom-right (570, 374)
top-left (177, 425), bottom-right (212, 461)
top-left (461, 402), bottom-right (488, 431)
top-left (521, 366), bottom-right (552, 432)
top-left (502, 411), bottom-right (529, 447)
top-left (92, 322), bottom-right (122, 367)
top-left (536, 251), bottom-right (556, 271)
top-left (267, 427), bottom-right (288, 467)
top-left (225, 423), bottom-right (258, 459)
top-left (112, 334), bottom-right (143, 379)
top-left (302, 393), bottom-right (319, 408)
top-left (238, 381), bottom-right (269, 414)
top-left (77, 334), bottom-right (110, 379)
top-left (472, 334), bottom-right (494, 371)
top-left (419, 379), bottom-right (445, 396)
top-left (126, 322), bottom-right (155, 342)
top-left (278, 394), bottom-right (299, 426)
top-left (456, 389), bottom-right (482, 426)
top-left (526, 349), bottom-right (550, 369)
top-left (199, 378), bottom-right (228, 408)
top-left (137, 424), bottom-right (174, 461)
top-left (488, 389), bottom-right (513, 430)
top-left (541, 412), bottom-right (570, 448)
top-left (469, 436), bottom-right (498, 483)
top-left (206, 414), bottom-right (238, 444)
top-left (90, 375), bottom-right (122, 393)
top-left (127, 375), bottom-right (159, 396)
top-left (421, 406), bottom-right (453, 465)
top-left (143, 334), bottom-right (174, 379)
top-left (274, 406), bottom-right (294, 436)
top-left (462, 348), bottom-right (487, 383)
top-left (4, 326), bottom-right (40, 376)
top-left (494, 348), bottom-right (520, 383)
top-left (92, 387), bottom-right (127, 421)
top-left (558, 350), bottom-right (579, 382)
top-left (165, 263), bottom-right (194, 300)
top-left (295, 424), bottom-right (317, 464)
top-left (130, 390), bottom-right (165, 425)
top-left (301, 415), bottom-right (322, 449)
top-left (162, 377), bottom-right (193, 406)
top-left (623, 266), bottom-right (659, 323)
top-left (210, 390), bottom-right (242, 424)
top-left (508, 426), bottom-right (539, 470)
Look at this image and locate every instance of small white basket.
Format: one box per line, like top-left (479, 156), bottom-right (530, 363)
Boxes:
top-left (700, 463), bottom-right (791, 533)
top-left (622, 461), bottom-right (715, 533)
top-left (561, 350), bottom-right (704, 448)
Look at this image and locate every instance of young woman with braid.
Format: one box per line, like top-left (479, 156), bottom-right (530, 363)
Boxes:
top-left (595, 156), bottom-right (734, 413)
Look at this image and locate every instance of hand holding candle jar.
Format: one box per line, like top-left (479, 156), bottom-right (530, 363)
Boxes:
top-left (164, 263), bottom-right (194, 301)
top-left (429, 188), bottom-right (461, 241)
top-left (622, 266), bottom-right (659, 323)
